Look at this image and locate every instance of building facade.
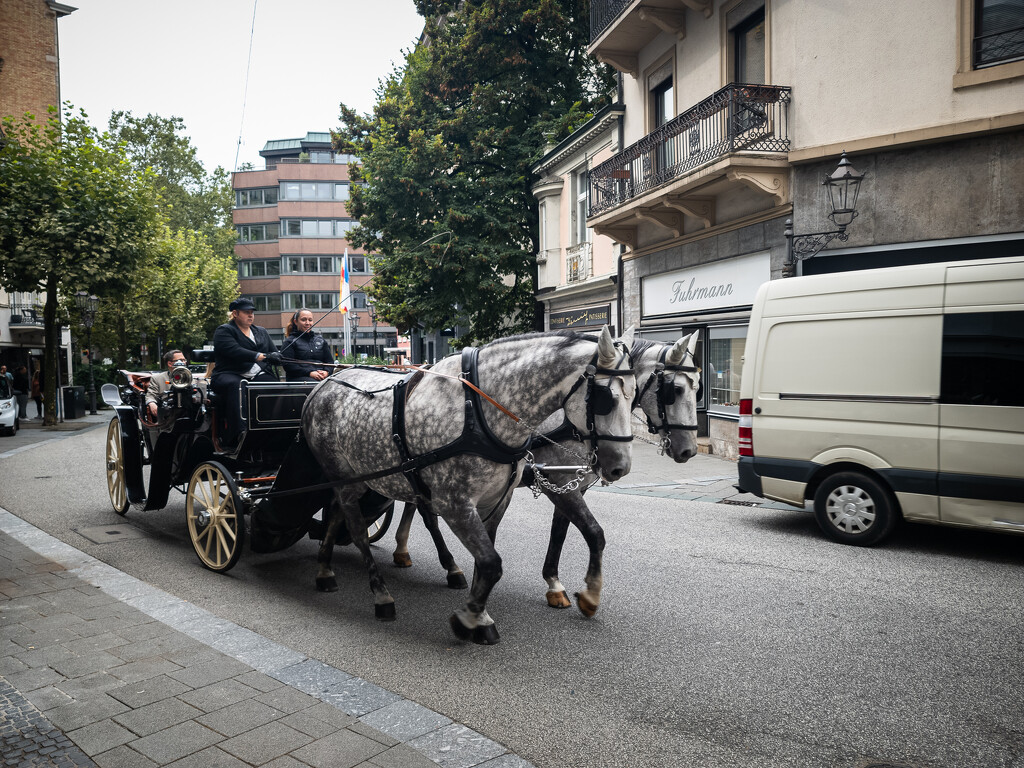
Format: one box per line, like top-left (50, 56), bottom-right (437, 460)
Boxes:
top-left (0, 0), bottom-right (76, 391)
top-left (231, 133), bottom-right (397, 359)
top-left (583, 0), bottom-right (1024, 458)
top-left (533, 104), bottom-right (625, 339)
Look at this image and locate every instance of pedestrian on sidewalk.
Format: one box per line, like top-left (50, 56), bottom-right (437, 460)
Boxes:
top-left (30, 369), bottom-right (43, 418)
top-left (12, 365), bottom-right (29, 419)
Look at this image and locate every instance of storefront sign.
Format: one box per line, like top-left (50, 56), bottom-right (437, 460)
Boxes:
top-left (549, 304), bottom-right (611, 330)
top-left (642, 251), bottom-right (771, 317)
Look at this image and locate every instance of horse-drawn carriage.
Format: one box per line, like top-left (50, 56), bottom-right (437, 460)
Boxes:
top-left (101, 351), bottom-right (393, 573)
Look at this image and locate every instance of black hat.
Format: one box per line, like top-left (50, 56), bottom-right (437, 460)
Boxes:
top-left (229, 297), bottom-right (256, 311)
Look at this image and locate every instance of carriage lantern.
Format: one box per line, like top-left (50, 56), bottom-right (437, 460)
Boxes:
top-left (784, 151), bottom-right (867, 277)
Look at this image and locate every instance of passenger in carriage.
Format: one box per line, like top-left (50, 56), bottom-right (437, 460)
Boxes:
top-left (145, 349), bottom-right (187, 424)
top-left (211, 297), bottom-right (280, 448)
top-left (281, 308), bottom-right (334, 382)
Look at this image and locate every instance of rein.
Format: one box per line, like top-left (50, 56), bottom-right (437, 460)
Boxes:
top-left (636, 345), bottom-right (699, 437)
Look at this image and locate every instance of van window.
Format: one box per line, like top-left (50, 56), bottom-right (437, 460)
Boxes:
top-left (941, 311), bottom-right (1024, 407)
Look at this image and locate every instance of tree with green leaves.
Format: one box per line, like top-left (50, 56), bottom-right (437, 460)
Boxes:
top-left (0, 106), bottom-right (163, 425)
top-left (334, 0), bottom-right (614, 345)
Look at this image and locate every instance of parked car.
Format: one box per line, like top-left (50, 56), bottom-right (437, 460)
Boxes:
top-left (736, 255), bottom-right (1024, 545)
top-left (0, 375), bottom-right (18, 436)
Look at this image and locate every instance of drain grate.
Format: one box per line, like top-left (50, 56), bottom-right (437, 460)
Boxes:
top-left (75, 524), bottom-right (146, 544)
top-left (719, 498), bottom-right (761, 507)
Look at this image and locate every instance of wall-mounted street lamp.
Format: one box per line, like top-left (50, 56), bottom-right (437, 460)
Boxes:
top-left (783, 151), bottom-right (867, 277)
top-left (74, 291), bottom-right (100, 415)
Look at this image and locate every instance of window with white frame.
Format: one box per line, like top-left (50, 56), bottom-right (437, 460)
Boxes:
top-left (572, 166), bottom-right (589, 246)
top-left (239, 259), bottom-right (282, 278)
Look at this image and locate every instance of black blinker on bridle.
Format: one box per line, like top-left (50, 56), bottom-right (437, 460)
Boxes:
top-left (560, 344), bottom-right (635, 452)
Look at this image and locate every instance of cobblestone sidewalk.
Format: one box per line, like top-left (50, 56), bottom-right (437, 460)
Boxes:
top-left (0, 510), bottom-right (532, 768)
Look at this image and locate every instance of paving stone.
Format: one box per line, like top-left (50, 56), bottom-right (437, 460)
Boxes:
top-left (167, 657), bottom-right (251, 688)
top-left (128, 720), bottom-right (223, 764)
top-left (196, 698), bottom-right (284, 738)
top-left (6, 664), bottom-right (66, 693)
top-left (56, 672), bottom-right (121, 699)
top-left (164, 745), bottom-right (252, 768)
top-left (66, 718), bottom-right (136, 757)
top-left (255, 684), bottom-right (320, 714)
top-left (233, 639), bottom-right (306, 673)
top-left (24, 684), bottom-right (74, 712)
top-left (476, 754), bottom-right (538, 768)
top-left (270, 658), bottom-right (352, 696)
top-left (0, 672), bottom-right (96, 768)
top-left (260, 756), bottom-right (309, 768)
top-left (232, 670), bottom-right (284, 693)
top-left (106, 674), bottom-right (193, 708)
top-left (62, 632), bottom-right (131, 656)
top-left (360, 699), bottom-right (452, 742)
top-left (279, 710), bottom-right (342, 739)
top-left (115, 622), bottom-right (174, 644)
top-left (175, 678), bottom-right (257, 713)
top-left (0, 653), bottom-right (30, 675)
top-left (51, 650), bottom-right (125, 678)
top-left (113, 634), bottom-right (202, 663)
top-left (15, 643), bottom-right (79, 669)
top-left (92, 744), bottom-right (158, 768)
top-left (320, 676), bottom-right (403, 717)
top-left (348, 720), bottom-right (400, 747)
top-left (367, 743), bottom-right (444, 768)
top-left (112, 696), bottom-right (203, 737)
top-left (160, 645), bottom-right (225, 667)
top-left (289, 727), bottom-right (388, 768)
top-left (300, 701), bottom-right (359, 730)
top-left (408, 724), bottom-right (506, 768)
top-left (218, 720), bottom-right (313, 764)
top-left (106, 657), bottom-right (183, 684)
top-left (46, 693), bottom-right (130, 732)
top-left (12, 626), bottom-right (83, 650)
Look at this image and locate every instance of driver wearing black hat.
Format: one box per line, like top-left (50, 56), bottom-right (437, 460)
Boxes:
top-left (211, 297), bottom-right (280, 448)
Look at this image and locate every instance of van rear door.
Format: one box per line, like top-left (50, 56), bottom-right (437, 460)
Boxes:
top-left (938, 260), bottom-right (1024, 531)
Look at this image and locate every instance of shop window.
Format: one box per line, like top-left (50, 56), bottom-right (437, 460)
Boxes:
top-left (707, 325), bottom-right (747, 415)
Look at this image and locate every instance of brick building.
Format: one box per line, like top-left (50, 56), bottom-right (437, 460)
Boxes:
top-left (0, 0), bottom-right (76, 399)
top-left (232, 133), bottom-right (397, 359)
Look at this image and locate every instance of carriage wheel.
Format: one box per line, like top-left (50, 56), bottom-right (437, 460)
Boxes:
top-left (105, 418), bottom-right (130, 516)
top-left (186, 461), bottom-right (246, 572)
top-left (366, 505), bottom-right (394, 544)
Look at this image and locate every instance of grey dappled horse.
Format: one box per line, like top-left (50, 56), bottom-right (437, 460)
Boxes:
top-left (391, 332), bottom-right (700, 616)
top-left (302, 327), bottom-right (636, 644)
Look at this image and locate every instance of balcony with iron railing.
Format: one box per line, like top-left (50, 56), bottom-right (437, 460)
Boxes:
top-left (7, 293), bottom-right (45, 332)
top-left (586, 83), bottom-right (791, 246)
top-left (589, 0), bottom-right (711, 74)
top-left (566, 242), bottom-right (593, 284)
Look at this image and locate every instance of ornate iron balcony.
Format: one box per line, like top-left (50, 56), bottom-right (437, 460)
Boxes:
top-left (591, 0), bottom-right (633, 41)
top-left (588, 83), bottom-right (791, 218)
top-left (566, 241), bottom-right (593, 284)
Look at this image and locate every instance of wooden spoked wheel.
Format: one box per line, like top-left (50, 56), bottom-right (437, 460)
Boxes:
top-left (105, 418), bottom-right (130, 516)
top-left (186, 462), bottom-right (245, 572)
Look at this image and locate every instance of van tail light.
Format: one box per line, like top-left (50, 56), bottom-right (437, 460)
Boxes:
top-left (738, 398), bottom-right (753, 457)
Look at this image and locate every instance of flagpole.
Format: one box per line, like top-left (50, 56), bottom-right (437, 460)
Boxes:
top-left (341, 249), bottom-right (351, 359)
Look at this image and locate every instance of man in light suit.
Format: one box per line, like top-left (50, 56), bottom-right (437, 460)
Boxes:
top-left (145, 349), bottom-right (187, 423)
top-left (211, 297), bottom-right (280, 448)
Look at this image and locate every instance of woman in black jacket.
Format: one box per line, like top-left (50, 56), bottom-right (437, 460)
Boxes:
top-left (281, 309), bottom-right (334, 382)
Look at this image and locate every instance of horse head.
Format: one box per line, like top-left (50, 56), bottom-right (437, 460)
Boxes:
top-left (635, 331), bottom-right (701, 463)
top-left (562, 326), bottom-right (637, 483)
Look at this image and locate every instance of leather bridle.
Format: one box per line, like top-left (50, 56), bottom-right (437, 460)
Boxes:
top-left (634, 345), bottom-right (699, 438)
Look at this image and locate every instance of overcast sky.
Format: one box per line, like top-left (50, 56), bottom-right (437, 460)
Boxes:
top-left (58, 1), bottom-right (425, 174)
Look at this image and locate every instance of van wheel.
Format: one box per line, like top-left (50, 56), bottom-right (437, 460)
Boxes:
top-left (813, 472), bottom-right (897, 546)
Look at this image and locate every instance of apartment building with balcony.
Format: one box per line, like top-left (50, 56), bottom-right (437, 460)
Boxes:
top-left (0, 0), bottom-right (76, 383)
top-left (232, 132), bottom-right (397, 359)
top-left (533, 104), bottom-right (625, 336)
top-left (584, 0), bottom-right (1024, 457)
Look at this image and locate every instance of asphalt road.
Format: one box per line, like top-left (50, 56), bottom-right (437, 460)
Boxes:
top-left (2, 423), bottom-right (1022, 768)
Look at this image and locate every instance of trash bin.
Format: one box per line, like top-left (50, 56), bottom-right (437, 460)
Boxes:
top-left (62, 386), bottom-right (86, 419)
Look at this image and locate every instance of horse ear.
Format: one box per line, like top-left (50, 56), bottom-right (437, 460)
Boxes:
top-left (666, 333), bottom-right (691, 365)
top-left (618, 325), bottom-right (635, 351)
top-left (597, 326), bottom-right (617, 367)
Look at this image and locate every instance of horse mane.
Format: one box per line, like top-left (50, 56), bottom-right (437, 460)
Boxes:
top-left (630, 337), bottom-right (659, 359)
top-left (482, 329), bottom-right (590, 352)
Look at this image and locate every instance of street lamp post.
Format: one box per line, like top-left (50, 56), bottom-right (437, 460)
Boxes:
top-left (783, 151), bottom-right (867, 277)
top-left (74, 291), bottom-right (100, 415)
top-left (351, 312), bottom-right (360, 358)
top-left (367, 299), bottom-right (379, 360)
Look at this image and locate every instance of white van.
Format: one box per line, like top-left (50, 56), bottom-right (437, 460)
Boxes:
top-left (736, 256), bottom-right (1024, 545)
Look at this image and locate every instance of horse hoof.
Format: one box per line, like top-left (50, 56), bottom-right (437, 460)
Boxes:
top-left (546, 590), bottom-right (571, 609)
top-left (449, 613), bottom-right (472, 641)
top-left (393, 553), bottom-right (412, 567)
top-left (316, 576), bottom-right (338, 592)
top-left (447, 572), bottom-right (468, 590)
top-left (472, 624), bottom-right (500, 645)
top-left (375, 602), bottom-right (397, 621)
top-left (575, 592), bottom-right (599, 618)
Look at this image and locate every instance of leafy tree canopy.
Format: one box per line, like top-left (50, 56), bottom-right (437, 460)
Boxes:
top-left (334, 0), bottom-right (613, 345)
top-left (0, 105), bottom-right (164, 423)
